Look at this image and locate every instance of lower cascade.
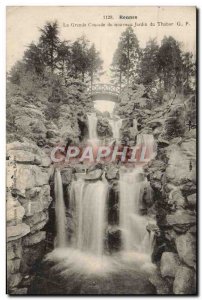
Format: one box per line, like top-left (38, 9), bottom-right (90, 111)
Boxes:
top-left (119, 168), bottom-right (154, 258)
top-left (70, 179), bottom-right (108, 255)
top-left (48, 166), bottom-right (156, 274)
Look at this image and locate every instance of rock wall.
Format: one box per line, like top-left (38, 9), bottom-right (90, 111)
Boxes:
top-left (6, 141), bottom-right (53, 294)
top-left (145, 104), bottom-right (196, 294)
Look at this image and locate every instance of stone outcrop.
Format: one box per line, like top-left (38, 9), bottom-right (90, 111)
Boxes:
top-left (146, 112), bottom-right (196, 294)
top-left (6, 141), bottom-right (52, 294)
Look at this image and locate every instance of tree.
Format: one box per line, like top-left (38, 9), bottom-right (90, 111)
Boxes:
top-left (56, 41), bottom-right (72, 78)
top-left (23, 42), bottom-right (45, 74)
top-left (87, 44), bottom-right (103, 92)
top-left (39, 21), bottom-right (60, 73)
top-left (111, 27), bottom-right (140, 89)
top-left (157, 36), bottom-right (183, 92)
top-left (138, 39), bottom-right (159, 86)
top-left (181, 52), bottom-right (196, 94)
top-left (71, 35), bottom-right (90, 81)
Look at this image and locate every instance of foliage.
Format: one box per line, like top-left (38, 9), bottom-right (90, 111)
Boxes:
top-left (97, 117), bottom-right (113, 137)
top-left (110, 27), bottom-right (140, 88)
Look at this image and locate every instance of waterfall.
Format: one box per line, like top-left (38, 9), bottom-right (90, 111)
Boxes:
top-left (136, 134), bottom-right (157, 162)
top-left (87, 113), bottom-right (98, 140)
top-left (70, 179), bottom-right (108, 255)
top-left (133, 119), bottom-right (138, 131)
top-left (119, 168), bottom-right (153, 257)
top-left (109, 118), bottom-right (122, 140)
top-left (54, 169), bottom-right (67, 248)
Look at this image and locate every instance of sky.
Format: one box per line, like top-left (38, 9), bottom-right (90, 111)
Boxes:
top-left (7, 6), bottom-right (196, 83)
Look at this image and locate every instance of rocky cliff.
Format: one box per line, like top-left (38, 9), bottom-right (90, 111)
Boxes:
top-left (6, 141), bottom-right (53, 294)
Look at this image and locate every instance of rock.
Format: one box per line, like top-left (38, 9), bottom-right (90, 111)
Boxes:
top-left (160, 252), bottom-right (180, 278)
top-left (189, 225), bottom-right (196, 235)
top-left (7, 273), bottom-right (22, 290)
top-left (7, 150), bottom-right (41, 165)
top-left (164, 104), bottom-right (186, 139)
top-left (61, 168), bottom-right (73, 185)
top-left (168, 190), bottom-right (186, 210)
top-left (23, 231), bottom-right (46, 246)
top-left (7, 193), bottom-right (25, 224)
top-left (24, 211), bottom-right (49, 233)
top-left (173, 266), bottom-right (196, 294)
top-left (181, 182), bottom-right (196, 197)
top-left (175, 233), bottom-right (196, 268)
top-left (147, 119), bottom-right (164, 129)
top-left (173, 224), bottom-right (191, 234)
top-left (46, 129), bottom-right (58, 139)
top-left (20, 242), bottom-right (46, 273)
top-left (105, 165), bottom-right (119, 180)
top-left (149, 271), bottom-right (171, 294)
top-left (85, 168), bottom-right (103, 181)
top-left (19, 185), bottom-right (51, 217)
top-left (15, 164), bottom-right (50, 192)
top-left (107, 226), bottom-right (121, 252)
top-left (9, 287), bottom-right (28, 295)
top-left (187, 193), bottom-right (196, 208)
top-left (40, 156), bottom-right (51, 167)
top-left (7, 223), bottom-right (30, 242)
top-left (7, 239), bottom-right (22, 260)
top-left (166, 144), bottom-right (196, 185)
top-left (146, 223), bottom-right (160, 236)
top-left (157, 138), bottom-right (170, 148)
top-left (7, 258), bottom-right (21, 274)
top-left (7, 141), bottom-right (51, 168)
top-left (166, 211), bottom-right (196, 226)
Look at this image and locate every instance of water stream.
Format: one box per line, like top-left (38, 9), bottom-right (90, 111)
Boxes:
top-left (44, 112), bottom-right (156, 293)
top-left (109, 117), bottom-right (123, 140)
top-left (54, 169), bottom-right (67, 247)
top-left (70, 179), bottom-right (108, 255)
top-left (119, 168), bottom-right (154, 258)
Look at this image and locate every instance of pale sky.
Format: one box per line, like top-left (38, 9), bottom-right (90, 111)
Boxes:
top-left (7, 6), bottom-right (196, 83)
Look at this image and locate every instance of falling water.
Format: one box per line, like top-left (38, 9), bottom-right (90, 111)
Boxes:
top-left (109, 118), bottom-right (122, 140)
top-left (70, 179), bottom-right (108, 255)
top-left (54, 169), bottom-right (67, 248)
top-left (119, 168), bottom-right (154, 259)
top-left (87, 113), bottom-right (98, 140)
top-left (136, 134), bottom-right (157, 162)
top-left (133, 119), bottom-right (138, 131)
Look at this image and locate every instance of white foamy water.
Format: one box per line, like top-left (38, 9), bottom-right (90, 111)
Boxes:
top-left (54, 169), bottom-right (67, 247)
top-left (119, 168), bottom-right (154, 260)
top-left (87, 113), bottom-right (98, 140)
top-left (109, 118), bottom-right (122, 140)
top-left (70, 179), bottom-right (108, 255)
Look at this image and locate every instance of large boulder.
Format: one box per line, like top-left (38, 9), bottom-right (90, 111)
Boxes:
top-left (187, 193), bottom-right (196, 209)
top-left (160, 252), bottom-right (180, 278)
top-left (23, 231), bottom-right (46, 246)
top-left (24, 211), bottom-right (49, 234)
top-left (18, 185), bottom-right (51, 217)
top-left (7, 192), bottom-right (25, 225)
top-left (60, 168), bottom-right (73, 185)
top-left (163, 104), bottom-right (186, 140)
top-left (166, 139), bottom-right (196, 186)
top-left (7, 223), bottom-right (30, 242)
top-left (173, 265), bottom-right (196, 294)
top-left (166, 211), bottom-right (196, 227)
top-left (175, 233), bottom-right (196, 268)
top-left (15, 165), bottom-right (50, 192)
top-left (85, 168), bottom-right (103, 181)
top-left (105, 165), bottom-right (119, 181)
